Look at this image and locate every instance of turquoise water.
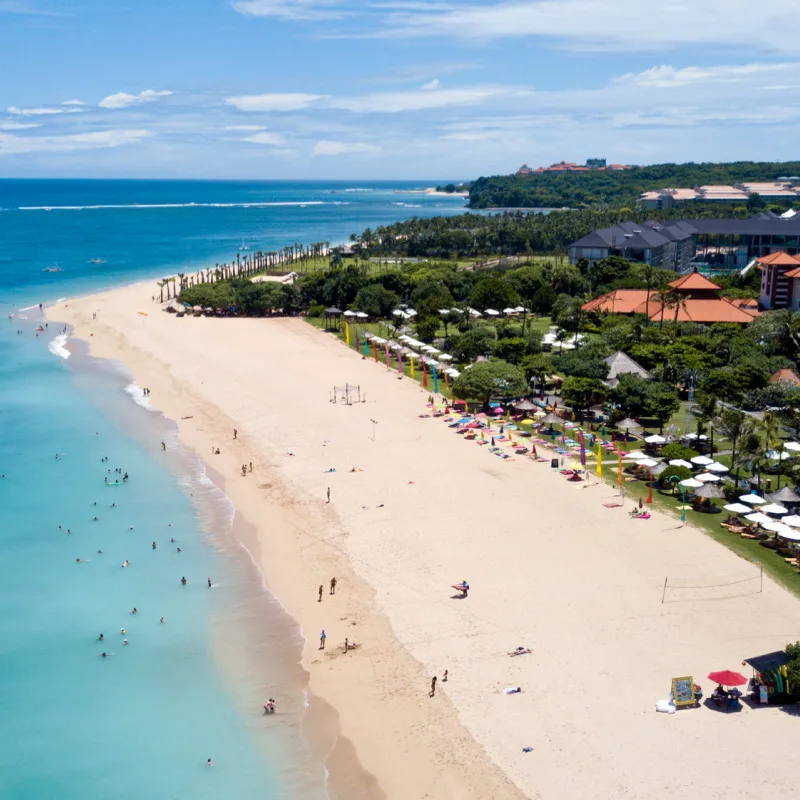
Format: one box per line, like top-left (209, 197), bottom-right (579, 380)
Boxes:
top-left (0, 181), bottom-right (467, 799)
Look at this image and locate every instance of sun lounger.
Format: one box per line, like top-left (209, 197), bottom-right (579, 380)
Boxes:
top-left (741, 532), bottom-right (758, 539)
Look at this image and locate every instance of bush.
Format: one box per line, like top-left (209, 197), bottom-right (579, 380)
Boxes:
top-left (660, 464), bottom-right (692, 488)
top-left (308, 302), bottom-right (325, 318)
top-left (662, 443), bottom-right (699, 462)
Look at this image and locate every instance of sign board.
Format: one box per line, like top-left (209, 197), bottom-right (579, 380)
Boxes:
top-left (550, 458), bottom-right (559, 469)
top-left (671, 676), bottom-right (695, 707)
top-left (759, 685), bottom-right (769, 705)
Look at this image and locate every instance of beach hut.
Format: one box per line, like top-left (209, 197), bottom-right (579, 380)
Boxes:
top-left (742, 651), bottom-right (798, 704)
top-left (513, 399), bottom-right (536, 412)
top-left (766, 485), bottom-right (800, 505)
top-left (617, 417), bottom-right (642, 433)
top-left (695, 483), bottom-right (725, 500)
top-left (324, 307), bottom-right (342, 331)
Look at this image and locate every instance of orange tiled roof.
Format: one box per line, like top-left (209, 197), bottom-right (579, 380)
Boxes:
top-left (582, 290), bottom-right (651, 314)
top-left (756, 251), bottom-right (800, 267)
top-left (648, 298), bottom-right (756, 324)
top-left (770, 368), bottom-right (800, 386)
top-left (785, 266), bottom-right (800, 279)
top-left (668, 270), bottom-right (721, 292)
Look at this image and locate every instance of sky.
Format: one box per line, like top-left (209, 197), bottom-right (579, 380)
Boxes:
top-left (1, 0), bottom-right (799, 179)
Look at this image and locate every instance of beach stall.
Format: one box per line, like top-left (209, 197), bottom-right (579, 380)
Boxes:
top-left (324, 307), bottom-right (342, 330)
top-left (742, 650), bottom-right (799, 705)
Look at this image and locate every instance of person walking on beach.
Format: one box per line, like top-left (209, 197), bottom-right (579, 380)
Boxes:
top-left (161, 441), bottom-right (166, 451)
top-left (330, 577), bottom-right (337, 595)
top-left (430, 676), bottom-right (437, 697)
top-left (233, 428), bottom-right (238, 439)
top-left (319, 629), bottom-right (326, 650)
top-left (318, 584), bottom-right (323, 602)
top-left (326, 487), bottom-right (331, 504)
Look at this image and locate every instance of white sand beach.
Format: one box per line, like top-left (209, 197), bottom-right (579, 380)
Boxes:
top-left (53, 283), bottom-right (800, 799)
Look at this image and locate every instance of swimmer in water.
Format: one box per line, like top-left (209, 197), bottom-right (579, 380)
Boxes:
top-left (207, 759), bottom-right (213, 767)
top-left (100, 652), bottom-right (112, 658)
top-left (152, 542), bottom-right (157, 550)
top-left (97, 550), bottom-right (103, 554)
top-left (97, 634), bottom-right (104, 642)
top-left (208, 577), bottom-right (212, 588)
top-left (120, 628), bottom-right (126, 635)
top-left (93, 516), bottom-right (98, 521)
top-left (160, 617), bottom-right (165, 624)
top-left (176, 547), bottom-right (181, 553)
top-left (123, 639), bottom-right (129, 646)
top-left (121, 560), bottom-right (129, 568)
top-left (131, 608), bottom-right (137, 615)
top-left (181, 576), bottom-right (187, 586)
top-left (76, 558), bottom-right (88, 563)
top-left (170, 537), bottom-right (175, 543)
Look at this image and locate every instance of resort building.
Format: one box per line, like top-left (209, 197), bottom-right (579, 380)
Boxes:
top-left (568, 221), bottom-right (695, 271)
top-left (756, 251), bottom-right (800, 310)
top-left (583, 269), bottom-right (759, 325)
top-left (516, 160), bottom-right (632, 175)
top-left (769, 368), bottom-right (800, 387)
top-left (639, 182), bottom-right (799, 209)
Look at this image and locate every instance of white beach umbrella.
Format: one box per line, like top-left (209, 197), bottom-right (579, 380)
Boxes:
top-left (405, 309), bottom-right (417, 317)
top-left (645, 434), bottom-right (666, 444)
top-left (446, 368), bottom-right (460, 378)
top-left (515, 305), bottom-right (527, 313)
top-left (739, 494), bottom-right (766, 505)
top-left (724, 503), bottom-right (752, 514)
top-left (355, 311), bottom-right (369, 319)
top-left (438, 309), bottom-right (451, 315)
top-left (706, 462), bottom-right (729, 473)
top-left (503, 308), bottom-right (517, 315)
top-left (762, 520), bottom-right (790, 533)
top-left (639, 458), bottom-right (659, 468)
top-left (468, 308), bottom-right (482, 317)
top-left (680, 478), bottom-right (704, 488)
top-left (691, 455), bottom-right (714, 466)
top-left (760, 503), bottom-right (788, 515)
top-left (783, 441), bottom-right (800, 452)
top-left (628, 450), bottom-right (649, 460)
top-left (695, 472), bottom-right (721, 482)
top-left (392, 309), bottom-right (404, 316)
top-left (766, 449), bottom-right (790, 461)
top-left (343, 310), bottom-right (356, 317)
top-left (669, 459), bottom-right (693, 469)
top-left (781, 515), bottom-right (800, 527)
top-left (777, 527), bottom-right (800, 541)
top-left (745, 512), bottom-right (772, 525)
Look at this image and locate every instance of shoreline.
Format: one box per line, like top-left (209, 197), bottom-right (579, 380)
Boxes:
top-left (49, 283), bottom-right (522, 799)
top-left (51, 281), bottom-right (800, 800)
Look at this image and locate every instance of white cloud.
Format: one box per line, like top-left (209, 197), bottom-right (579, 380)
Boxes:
top-left (99, 90), bottom-right (172, 110)
top-left (312, 140), bottom-right (380, 155)
top-left (8, 105), bottom-right (83, 116)
top-left (225, 93), bottom-right (325, 111)
top-left (0, 120), bottom-right (42, 130)
top-left (232, 0), bottom-right (345, 20)
top-left (379, 0), bottom-right (800, 53)
top-left (421, 78), bottom-right (439, 90)
top-left (330, 85), bottom-right (528, 112)
top-left (614, 63), bottom-right (796, 89)
top-left (62, 99), bottom-right (87, 106)
top-left (224, 124), bottom-right (266, 131)
top-left (243, 131), bottom-right (287, 146)
top-left (0, 129), bottom-right (151, 155)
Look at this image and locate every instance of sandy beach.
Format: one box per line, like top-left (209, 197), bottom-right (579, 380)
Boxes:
top-left (53, 283), bottom-right (800, 800)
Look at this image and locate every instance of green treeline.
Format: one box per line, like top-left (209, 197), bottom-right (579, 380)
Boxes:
top-left (468, 161), bottom-right (800, 209)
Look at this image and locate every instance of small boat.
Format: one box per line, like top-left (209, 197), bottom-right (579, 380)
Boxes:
top-left (88, 258), bottom-right (106, 264)
top-left (43, 266), bottom-right (62, 273)
top-left (239, 238), bottom-right (249, 251)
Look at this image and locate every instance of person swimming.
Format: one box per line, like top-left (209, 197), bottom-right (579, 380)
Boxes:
top-left (97, 634), bottom-right (104, 642)
top-left (181, 576), bottom-right (187, 586)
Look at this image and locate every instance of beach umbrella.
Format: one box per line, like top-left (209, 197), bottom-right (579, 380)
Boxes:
top-left (739, 494), bottom-right (766, 505)
top-left (724, 503), bottom-right (752, 514)
top-left (767, 449), bottom-right (790, 461)
top-left (628, 450), bottom-right (650, 460)
top-left (668, 458), bottom-right (693, 469)
top-left (644, 434), bottom-right (666, 444)
top-left (513, 399), bottom-right (536, 411)
top-left (540, 413), bottom-right (563, 426)
top-left (650, 462), bottom-right (669, 477)
top-left (706, 462), bottom-right (729, 473)
top-left (763, 520), bottom-right (793, 534)
top-left (691, 455), bottom-right (714, 466)
top-left (707, 670), bottom-right (747, 687)
top-left (766, 486), bottom-right (800, 504)
top-left (680, 478), bottom-right (703, 488)
top-left (519, 419), bottom-right (535, 426)
top-left (484, 309), bottom-right (500, 316)
top-left (695, 472), bottom-right (721, 483)
top-left (695, 483), bottom-right (725, 499)
top-left (761, 503), bottom-right (788, 515)
top-left (493, 407), bottom-right (504, 415)
top-left (343, 310), bottom-right (356, 317)
top-left (777, 527), bottom-right (800, 541)
top-left (437, 353), bottom-right (453, 361)
top-left (639, 458), bottom-right (659, 468)
top-left (783, 441), bottom-right (800, 452)
top-left (745, 512), bottom-right (772, 525)
top-left (781, 514), bottom-right (800, 527)
top-left (616, 417), bottom-right (642, 432)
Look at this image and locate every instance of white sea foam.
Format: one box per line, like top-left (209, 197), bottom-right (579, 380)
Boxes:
top-left (124, 382), bottom-right (153, 410)
top-left (48, 333), bottom-right (70, 359)
top-left (19, 201), bottom-right (328, 211)
top-left (56, 297), bottom-right (67, 303)
top-left (18, 304), bottom-right (39, 312)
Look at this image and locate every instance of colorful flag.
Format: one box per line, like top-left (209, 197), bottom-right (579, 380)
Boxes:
top-left (617, 452), bottom-right (623, 488)
top-left (410, 355), bottom-right (415, 380)
top-left (397, 351), bottom-right (403, 375)
top-left (362, 335), bottom-right (368, 356)
top-left (432, 366), bottom-right (438, 394)
top-left (354, 328), bottom-right (359, 351)
top-left (372, 341), bottom-right (378, 362)
top-left (422, 361), bottom-right (428, 388)
top-left (578, 430), bottom-right (586, 467)
top-left (647, 469), bottom-right (653, 504)
top-left (596, 443), bottom-right (603, 478)
top-left (345, 322), bottom-right (350, 346)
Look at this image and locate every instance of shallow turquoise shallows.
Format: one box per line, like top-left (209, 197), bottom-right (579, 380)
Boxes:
top-left (0, 180), bottom-right (467, 799)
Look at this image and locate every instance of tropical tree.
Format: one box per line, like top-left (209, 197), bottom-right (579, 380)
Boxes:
top-left (561, 376), bottom-right (608, 419)
top-left (452, 361), bottom-right (527, 406)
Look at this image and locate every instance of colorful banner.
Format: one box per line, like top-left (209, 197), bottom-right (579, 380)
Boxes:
top-left (578, 430), bottom-right (586, 467)
top-left (444, 369), bottom-right (449, 388)
top-left (617, 452), bottom-right (623, 488)
top-left (596, 442), bottom-right (603, 478)
top-left (372, 341), bottom-right (378, 362)
top-left (362, 335), bottom-right (368, 356)
top-left (432, 366), bottom-right (438, 394)
top-left (410, 355), bottom-right (415, 380)
top-left (354, 328), bottom-right (359, 351)
top-left (345, 322), bottom-right (350, 346)
top-left (422, 361), bottom-right (428, 388)
top-left (647, 468), bottom-right (653, 504)
top-left (397, 351), bottom-right (403, 375)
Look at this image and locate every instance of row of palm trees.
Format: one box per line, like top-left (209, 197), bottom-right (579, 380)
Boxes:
top-left (155, 241), bottom-right (331, 302)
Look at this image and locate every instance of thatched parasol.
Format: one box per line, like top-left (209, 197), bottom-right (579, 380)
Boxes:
top-left (540, 413), bottom-right (563, 426)
top-left (649, 462), bottom-right (669, 477)
top-left (513, 399), bottom-right (536, 411)
top-left (695, 483), bottom-right (725, 499)
top-left (766, 485), bottom-right (800, 504)
top-left (617, 417), bottom-right (642, 432)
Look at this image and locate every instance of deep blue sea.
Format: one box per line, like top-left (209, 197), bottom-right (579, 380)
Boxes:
top-left (0, 180), bottom-right (467, 799)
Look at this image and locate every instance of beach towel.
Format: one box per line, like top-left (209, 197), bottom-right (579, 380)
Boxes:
top-left (603, 503), bottom-right (622, 508)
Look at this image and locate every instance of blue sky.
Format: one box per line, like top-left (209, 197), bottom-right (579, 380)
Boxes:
top-left (1, 0), bottom-right (799, 178)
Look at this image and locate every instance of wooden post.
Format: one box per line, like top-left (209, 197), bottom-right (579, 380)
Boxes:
top-left (661, 576), bottom-right (668, 604)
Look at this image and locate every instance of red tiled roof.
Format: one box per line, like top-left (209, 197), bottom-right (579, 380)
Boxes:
top-left (770, 368), bottom-right (800, 386)
top-left (785, 266), bottom-right (800, 279)
top-left (648, 298), bottom-right (756, 324)
top-left (668, 270), bottom-right (721, 292)
top-left (756, 251), bottom-right (800, 266)
top-left (582, 290), bottom-right (651, 314)
top-left (729, 298), bottom-right (761, 315)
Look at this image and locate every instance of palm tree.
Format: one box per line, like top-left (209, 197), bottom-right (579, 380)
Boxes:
top-left (692, 393), bottom-right (718, 454)
top-left (157, 279), bottom-right (167, 303)
top-left (670, 292), bottom-right (689, 324)
top-left (655, 286), bottom-right (671, 329)
top-left (715, 407), bottom-right (752, 471)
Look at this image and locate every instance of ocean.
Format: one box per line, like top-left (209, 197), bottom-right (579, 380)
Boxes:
top-left (0, 180), bottom-right (467, 799)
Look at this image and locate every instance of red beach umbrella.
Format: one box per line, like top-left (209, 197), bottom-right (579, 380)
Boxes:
top-left (707, 670), bottom-right (747, 687)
